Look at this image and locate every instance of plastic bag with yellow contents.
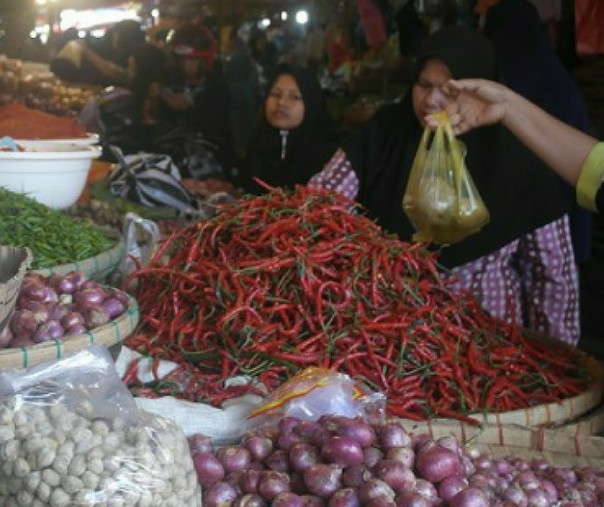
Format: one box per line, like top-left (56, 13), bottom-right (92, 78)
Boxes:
top-left (402, 112), bottom-right (489, 244)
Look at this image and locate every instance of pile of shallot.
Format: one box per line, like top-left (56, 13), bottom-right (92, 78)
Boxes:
top-left (0, 272), bottom-right (129, 348)
top-left (189, 416), bottom-right (604, 506)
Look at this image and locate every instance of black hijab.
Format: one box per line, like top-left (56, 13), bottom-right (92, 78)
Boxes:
top-left (241, 63), bottom-right (340, 194)
top-left (343, 26), bottom-right (571, 268)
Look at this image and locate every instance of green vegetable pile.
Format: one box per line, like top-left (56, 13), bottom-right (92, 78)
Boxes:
top-left (0, 188), bottom-right (116, 269)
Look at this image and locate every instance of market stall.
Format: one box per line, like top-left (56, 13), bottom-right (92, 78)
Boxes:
top-left (1, 51), bottom-right (604, 507)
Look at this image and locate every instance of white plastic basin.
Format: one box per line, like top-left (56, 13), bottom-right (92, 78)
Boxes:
top-left (0, 141), bottom-right (102, 209)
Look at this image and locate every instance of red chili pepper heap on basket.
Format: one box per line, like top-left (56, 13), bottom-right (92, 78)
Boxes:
top-left (124, 185), bottom-right (588, 423)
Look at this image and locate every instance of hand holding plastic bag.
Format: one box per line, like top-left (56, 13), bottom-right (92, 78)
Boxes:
top-left (402, 112), bottom-right (489, 244)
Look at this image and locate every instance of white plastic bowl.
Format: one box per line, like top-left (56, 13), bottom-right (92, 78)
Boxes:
top-left (0, 141), bottom-right (102, 209)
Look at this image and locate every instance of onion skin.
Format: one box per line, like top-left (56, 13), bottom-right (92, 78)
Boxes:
top-left (10, 309), bottom-right (38, 338)
top-left (379, 424), bottom-right (411, 450)
top-left (415, 442), bottom-right (461, 483)
top-left (272, 492), bottom-right (304, 507)
top-left (33, 320), bottom-right (64, 343)
top-left (342, 464), bottom-right (371, 488)
top-left (337, 419), bottom-right (376, 448)
top-left (364, 447), bottom-right (384, 468)
top-left (303, 464), bottom-right (343, 498)
top-left (373, 460), bottom-right (416, 493)
top-left (357, 478), bottom-right (395, 504)
top-left (438, 475), bottom-right (469, 501)
top-left (328, 487), bottom-right (360, 507)
top-left (192, 451), bottom-right (224, 486)
top-left (289, 442), bottom-right (321, 472)
top-left (243, 435), bottom-right (274, 462)
top-left (394, 491), bottom-right (432, 507)
top-left (449, 487), bottom-right (490, 507)
top-left (322, 436), bottom-right (364, 467)
top-left (265, 449), bottom-right (290, 472)
top-left (386, 447), bottom-right (414, 469)
top-left (300, 495), bottom-right (326, 506)
top-left (232, 494), bottom-right (266, 507)
top-left (257, 471), bottom-right (290, 501)
top-left (188, 433), bottom-right (214, 454)
top-left (203, 481), bottom-right (239, 507)
top-left (216, 446), bottom-right (252, 473)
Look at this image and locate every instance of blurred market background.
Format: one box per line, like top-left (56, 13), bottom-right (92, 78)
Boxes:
top-left (0, 0), bottom-right (602, 353)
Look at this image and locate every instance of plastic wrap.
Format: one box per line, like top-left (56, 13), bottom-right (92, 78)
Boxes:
top-left (246, 367), bottom-right (386, 431)
top-left (0, 345), bottom-right (201, 506)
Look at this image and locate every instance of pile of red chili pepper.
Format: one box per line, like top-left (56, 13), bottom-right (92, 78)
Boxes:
top-left (124, 186), bottom-right (588, 423)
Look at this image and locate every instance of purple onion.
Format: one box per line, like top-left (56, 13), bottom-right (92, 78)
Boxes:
top-left (49, 274), bottom-right (76, 295)
top-left (278, 430), bottom-right (303, 451)
top-left (413, 480), bottom-right (437, 500)
top-left (289, 442), bottom-right (320, 472)
top-left (65, 324), bottom-right (87, 336)
top-left (240, 469), bottom-right (261, 494)
top-left (102, 297), bottom-right (126, 319)
top-left (192, 451), bottom-right (224, 486)
top-left (0, 326), bottom-right (13, 348)
top-left (33, 320), bottom-right (64, 343)
top-left (438, 475), bottom-right (469, 501)
top-left (342, 464), bottom-right (371, 488)
top-left (61, 311), bottom-right (85, 328)
top-left (294, 420), bottom-right (323, 440)
top-left (203, 481), bottom-right (238, 507)
top-left (373, 460), bottom-right (416, 493)
top-left (265, 449), bottom-right (290, 472)
top-left (257, 471), bottom-right (290, 501)
top-left (357, 478), bottom-right (395, 504)
top-left (10, 309), bottom-right (38, 338)
top-left (233, 494), bottom-right (266, 507)
top-left (80, 306), bottom-right (110, 329)
top-left (243, 435), bottom-right (274, 462)
top-left (415, 442), bottom-right (461, 483)
top-left (379, 423), bottom-right (410, 450)
top-left (449, 488), bottom-right (489, 507)
top-left (394, 491), bottom-right (432, 507)
top-left (337, 419), bottom-right (376, 448)
top-left (303, 464), bottom-right (342, 498)
top-left (188, 433), bottom-right (213, 454)
top-left (364, 447), bottom-right (384, 468)
top-left (272, 492), bottom-right (304, 507)
top-left (385, 447), bottom-right (414, 469)
top-left (300, 495), bottom-right (325, 507)
top-left (328, 487), bottom-right (360, 507)
top-left (322, 436), bottom-right (364, 467)
top-left (215, 446), bottom-right (251, 473)
top-left (75, 287), bottom-right (107, 307)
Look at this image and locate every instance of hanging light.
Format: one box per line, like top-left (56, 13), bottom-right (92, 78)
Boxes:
top-left (295, 9), bottom-right (309, 25)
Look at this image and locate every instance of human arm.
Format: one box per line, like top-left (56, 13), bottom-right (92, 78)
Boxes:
top-left (79, 42), bottom-right (129, 86)
top-left (430, 78), bottom-right (603, 211)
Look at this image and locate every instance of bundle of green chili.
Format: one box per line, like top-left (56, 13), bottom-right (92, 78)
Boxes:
top-left (0, 189), bottom-right (116, 269)
top-left (124, 186), bottom-right (588, 422)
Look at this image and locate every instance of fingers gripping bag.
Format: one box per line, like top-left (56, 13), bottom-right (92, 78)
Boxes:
top-left (402, 112), bottom-right (490, 244)
top-left (0, 346), bottom-right (201, 506)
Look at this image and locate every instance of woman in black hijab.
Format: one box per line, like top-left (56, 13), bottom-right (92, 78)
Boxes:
top-left (310, 26), bottom-right (579, 345)
top-left (239, 63), bottom-right (340, 195)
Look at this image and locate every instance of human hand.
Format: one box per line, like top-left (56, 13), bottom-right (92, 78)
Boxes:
top-left (425, 78), bottom-right (508, 134)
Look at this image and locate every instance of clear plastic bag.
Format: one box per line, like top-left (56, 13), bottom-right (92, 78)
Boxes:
top-left (246, 367), bottom-right (386, 431)
top-left (402, 113), bottom-right (490, 244)
top-left (0, 345), bottom-right (201, 506)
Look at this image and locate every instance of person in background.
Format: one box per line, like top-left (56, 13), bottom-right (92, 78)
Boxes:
top-left (160, 22), bottom-right (234, 171)
top-left (51, 20), bottom-right (146, 86)
top-left (483, 0), bottom-right (594, 265)
top-left (429, 78), bottom-right (604, 214)
top-left (238, 63), bottom-right (340, 195)
top-left (310, 27), bottom-right (580, 345)
top-left (223, 34), bottom-right (262, 160)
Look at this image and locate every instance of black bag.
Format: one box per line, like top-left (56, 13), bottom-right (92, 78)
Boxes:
top-left (108, 145), bottom-right (201, 216)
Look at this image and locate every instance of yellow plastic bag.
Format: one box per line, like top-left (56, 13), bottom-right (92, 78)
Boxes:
top-left (402, 113), bottom-right (490, 244)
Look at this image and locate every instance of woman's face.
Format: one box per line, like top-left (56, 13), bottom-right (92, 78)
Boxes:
top-left (412, 58), bottom-right (453, 125)
top-left (265, 74), bottom-right (305, 130)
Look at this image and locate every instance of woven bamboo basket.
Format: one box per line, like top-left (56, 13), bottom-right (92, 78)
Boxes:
top-left (404, 332), bottom-right (604, 430)
top-left (0, 246), bottom-right (32, 334)
top-left (552, 399), bottom-right (604, 437)
top-left (0, 289), bottom-right (139, 369)
top-left (33, 235), bottom-right (125, 282)
top-left (400, 419), bottom-right (604, 468)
